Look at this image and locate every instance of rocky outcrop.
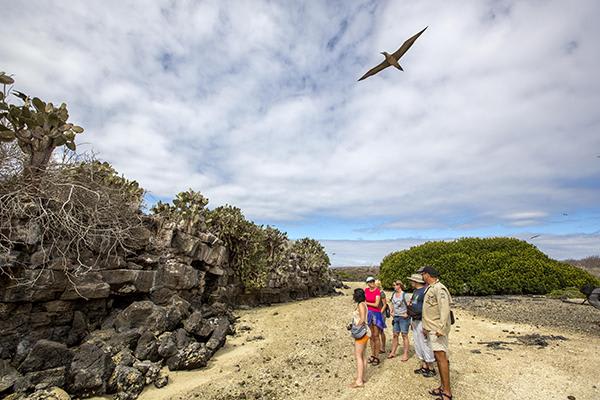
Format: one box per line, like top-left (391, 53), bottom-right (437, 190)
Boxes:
top-left (0, 216), bottom-right (339, 399)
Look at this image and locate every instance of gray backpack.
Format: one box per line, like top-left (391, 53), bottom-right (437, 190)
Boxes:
top-left (351, 322), bottom-right (368, 339)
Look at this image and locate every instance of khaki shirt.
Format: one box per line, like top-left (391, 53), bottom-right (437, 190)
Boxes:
top-left (422, 280), bottom-right (452, 335)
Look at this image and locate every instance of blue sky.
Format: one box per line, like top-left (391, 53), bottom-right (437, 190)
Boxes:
top-left (2, 0), bottom-right (599, 265)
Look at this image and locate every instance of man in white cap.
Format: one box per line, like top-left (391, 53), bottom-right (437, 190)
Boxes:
top-left (421, 265), bottom-right (453, 400)
top-left (407, 273), bottom-right (436, 377)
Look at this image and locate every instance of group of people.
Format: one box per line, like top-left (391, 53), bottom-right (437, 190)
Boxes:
top-left (350, 265), bottom-right (453, 400)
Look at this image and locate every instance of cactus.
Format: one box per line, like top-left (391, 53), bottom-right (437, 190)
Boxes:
top-left (0, 72), bottom-right (83, 177)
top-left (151, 189), bottom-right (209, 233)
top-left (290, 238), bottom-right (331, 272)
top-left (66, 160), bottom-right (144, 206)
top-left (0, 72), bottom-right (14, 85)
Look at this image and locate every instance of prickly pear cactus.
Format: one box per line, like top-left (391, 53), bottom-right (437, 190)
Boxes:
top-left (0, 72), bottom-right (84, 176)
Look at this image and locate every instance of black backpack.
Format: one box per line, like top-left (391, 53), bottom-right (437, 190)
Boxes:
top-left (406, 292), bottom-right (420, 319)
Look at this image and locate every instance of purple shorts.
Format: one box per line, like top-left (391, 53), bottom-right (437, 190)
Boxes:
top-left (367, 310), bottom-right (386, 330)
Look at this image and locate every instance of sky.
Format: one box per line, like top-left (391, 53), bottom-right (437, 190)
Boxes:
top-left (1, 0), bottom-right (599, 265)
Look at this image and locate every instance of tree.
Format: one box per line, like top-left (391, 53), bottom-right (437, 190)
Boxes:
top-left (0, 71), bottom-right (84, 178)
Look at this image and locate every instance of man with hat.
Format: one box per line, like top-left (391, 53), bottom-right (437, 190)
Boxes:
top-left (421, 265), bottom-right (453, 399)
top-left (407, 272), bottom-right (436, 377)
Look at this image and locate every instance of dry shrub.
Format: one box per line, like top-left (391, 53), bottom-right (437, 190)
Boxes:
top-left (0, 151), bottom-right (145, 288)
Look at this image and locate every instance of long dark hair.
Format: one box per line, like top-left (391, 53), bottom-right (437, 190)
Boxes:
top-left (353, 288), bottom-right (366, 303)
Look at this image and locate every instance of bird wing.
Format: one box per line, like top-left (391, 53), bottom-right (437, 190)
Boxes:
top-left (358, 59), bottom-right (390, 81)
top-left (391, 26), bottom-right (427, 62)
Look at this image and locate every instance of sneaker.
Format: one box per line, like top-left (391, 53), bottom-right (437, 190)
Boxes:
top-left (422, 368), bottom-right (437, 378)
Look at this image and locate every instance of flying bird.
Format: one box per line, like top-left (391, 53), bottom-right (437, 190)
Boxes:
top-left (530, 234), bottom-right (541, 239)
top-left (358, 26), bottom-right (427, 81)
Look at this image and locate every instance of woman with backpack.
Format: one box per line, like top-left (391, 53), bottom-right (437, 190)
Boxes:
top-left (350, 288), bottom-right (370, 388)
top-left (388, 280), bottom-right (412, 361)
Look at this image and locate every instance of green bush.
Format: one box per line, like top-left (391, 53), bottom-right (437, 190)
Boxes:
top-left (379, 237), bottom-right (600, 296)
top-left (547, 287), bottom-right (586, 299)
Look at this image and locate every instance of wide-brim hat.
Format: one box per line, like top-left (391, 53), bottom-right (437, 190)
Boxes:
top-left (407, 273), bottom-right (425, 284)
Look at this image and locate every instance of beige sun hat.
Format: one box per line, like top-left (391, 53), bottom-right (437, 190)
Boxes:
top-left (407, 273), bottom-right (425, 284)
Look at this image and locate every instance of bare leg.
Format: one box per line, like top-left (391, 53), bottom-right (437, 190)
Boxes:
top-left (353, 340), bottom-right (366, 386)
top-left (380, 328), bottom-right (386, 353)
top-left (369, 325), bottom-right (376, 357)
top-left (434, 350), bottom-right (451, 396)
top-left (370, 325), bottom-right (380, 361)
top-left (363, 344), bottom-right (368, 381)
top-left (389, 332), bottom-right (399, 357)
top-left (401, 332), bottom-right (409, 361)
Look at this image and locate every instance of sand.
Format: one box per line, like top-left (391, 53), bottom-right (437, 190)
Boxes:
top-left (96, 283), bottom-right (600, 400)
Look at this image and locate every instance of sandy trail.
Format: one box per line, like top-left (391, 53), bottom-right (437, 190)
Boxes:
top-left (126, 283), bottom-right (600, 400)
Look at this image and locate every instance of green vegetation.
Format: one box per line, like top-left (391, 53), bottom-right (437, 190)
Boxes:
top-left (207, 205), bottom-right (287, 289)
top-left (331, 266), bottom-right (380, 282)
top-left (1, 72), bottom-right (84, 178)
top-left (547, 287), bottom-right (586, 299)
top-left (152, 190), bottom-right (331, 289)
top-left (379, 237), bottom-right (600, 295)
top-left (289, 238), bottom-right (330, 277)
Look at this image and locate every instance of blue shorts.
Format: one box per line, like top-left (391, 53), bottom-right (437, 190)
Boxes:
top-left (367, 310), bottom-right (386, 331)
top-left (392, 316), bottom-right (411, 334)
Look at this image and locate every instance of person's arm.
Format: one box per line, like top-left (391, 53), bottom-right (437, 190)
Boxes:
top-left (358, 302), bottom-right (367, 325)
top-left (436, 288), bottom-right (451, 336)
top-left (365, 295), bottom-right (380, 309)
top-left (381, 294), bottom-right (388, 312)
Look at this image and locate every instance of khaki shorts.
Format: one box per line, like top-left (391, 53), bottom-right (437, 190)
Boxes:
top-left (428, 332), bottom-right (449, 353)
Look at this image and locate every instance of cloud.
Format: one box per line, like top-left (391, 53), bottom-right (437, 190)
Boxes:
top-left (2, 0), bottom-right (599, 260)
top-left (503, 211), bottom-right (548, 220)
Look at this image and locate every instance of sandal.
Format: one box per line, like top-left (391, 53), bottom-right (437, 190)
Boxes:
top-left (429, 387), bottom-right (443, 396)
top-left (367, 356), bottom-right (376, 364)
top-left (371, 356), bottom-right (381, 366)
top-left (387, 353), bottom-right (396, 359)
top-left (436, 393), bottom-right (452, 399)
top-left (349, 382), bottom-right (364, 389)
top-left (414, 367), bottom-right (427, 374)
top-left (422, 368), bottom-right (437, 377)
